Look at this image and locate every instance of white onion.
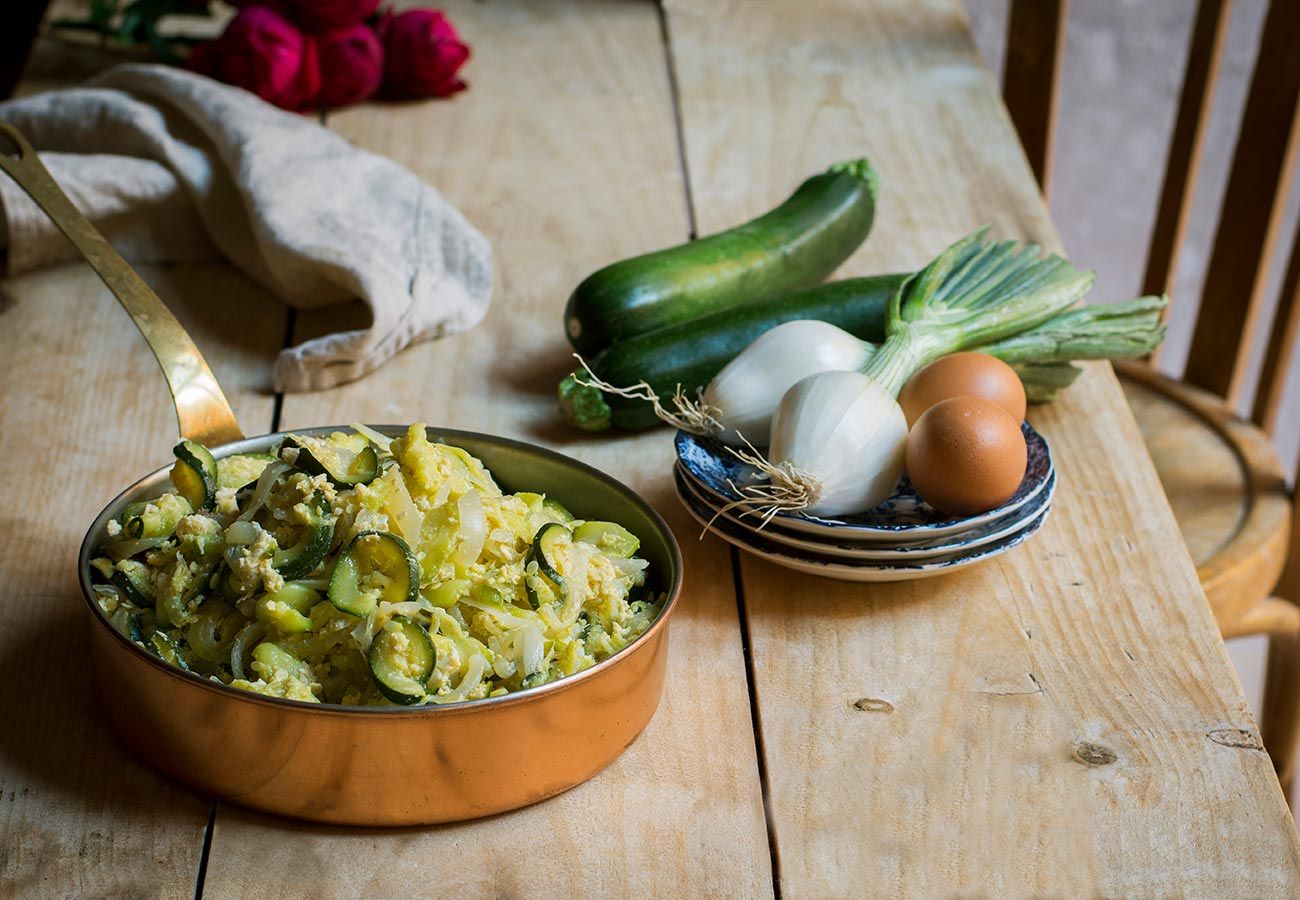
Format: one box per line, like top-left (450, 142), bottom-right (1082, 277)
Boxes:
top-left (519, 624), bottom-right (545, 676)
top-left (436, 654), bottom-right (486, 704)
top-left (223, 520), bottom-right (260, 546)
top-left (237, 461), bottom-right (289, 522)
top-left (558, 544), bottom-right (590, 626)
top-left (349, 423), bottom-right (394, 453)
top-left (432, 479), bottom-right (452, 510)
top-left (385, 470), bottom-right (423, 542)
top-left (704, 321), bottom-right (871, 446)
top-left (492, 653), bottom-right (517, 679)
top-left (608, 556), bottom-right (649, 577)
top-left (766, 370), bottom-right (907, 516)
top-left (459, 594), bottom-right (533, 629)
top-left (453, 490), bottom-right (487, 567)
top-left (381, 601), bottom-right (425, 619)
top-left (351, 612), bottom-right (377, 652)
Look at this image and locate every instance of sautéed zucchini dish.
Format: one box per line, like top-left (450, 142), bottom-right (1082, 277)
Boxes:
top-left (90, 424), bottom-right (664, 707)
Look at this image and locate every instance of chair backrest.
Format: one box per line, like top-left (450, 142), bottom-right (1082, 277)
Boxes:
top-left (1000, 0), bottom-right (1300, 438)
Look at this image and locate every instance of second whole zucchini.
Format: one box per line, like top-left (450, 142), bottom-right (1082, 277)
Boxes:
top-left (564, 158), bottom-right (879, 355)
top-left (559, 274), bottom-right (905, 431)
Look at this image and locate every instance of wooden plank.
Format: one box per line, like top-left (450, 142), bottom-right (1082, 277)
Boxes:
top-left (1000, 0), bottom-right (1066, 196)
top-left (1184, 0), bottom-right (1300, 404)
top-left (1139, 0), bottom-right (1232, 348)
top-left (0, 262), bottom-right (285, 897)
top-left (663, 0), bottom-right (1300, 895)
top-left (198, 2), bottom-right (773, 896)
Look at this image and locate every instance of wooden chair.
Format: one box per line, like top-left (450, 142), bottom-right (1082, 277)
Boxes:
top-left (1000, 0), bottom-right (1300, 799)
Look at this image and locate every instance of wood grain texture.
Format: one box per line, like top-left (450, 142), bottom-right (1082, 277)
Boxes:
top-left (1139, 0), bottom-right (1232, 328)
top-left (198, 3), bottom-right (772, 896)
top-left (1185, 0), bottom-right (1300, 404)
top-left (1000, 0), bottom-right (1066, 196)
top-left (663, 0), bottom-right (1300, 895)
top-left (0, 263), bottom-right (285, 898)
top-left (1117, 363), bottom-right (1294, 791)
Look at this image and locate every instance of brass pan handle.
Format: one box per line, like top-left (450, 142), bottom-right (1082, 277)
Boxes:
top-left (0, 122), bottom-right (244, 447)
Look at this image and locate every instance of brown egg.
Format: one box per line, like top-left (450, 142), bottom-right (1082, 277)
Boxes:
top-left (905, 396), bottom-right (1028, 516)
top-left (898, 352), bottom-right (1027, 428)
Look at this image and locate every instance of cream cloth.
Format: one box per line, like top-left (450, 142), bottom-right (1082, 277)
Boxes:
top-left (0, 64), bottom-right (493, 392)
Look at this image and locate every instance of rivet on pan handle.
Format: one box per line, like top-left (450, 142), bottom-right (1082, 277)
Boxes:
top-left (0, 121), bottom-right (244, 446)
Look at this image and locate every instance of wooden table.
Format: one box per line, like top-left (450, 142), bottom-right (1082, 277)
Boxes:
top-left (3, 1), bottom-right (1299, 896)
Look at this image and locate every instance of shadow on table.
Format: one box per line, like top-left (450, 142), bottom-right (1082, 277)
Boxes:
top-left (0, 573), bottom-right (211, 826)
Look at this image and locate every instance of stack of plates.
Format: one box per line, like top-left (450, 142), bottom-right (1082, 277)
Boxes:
top-left (673, 423), bottom-right (1056, 582)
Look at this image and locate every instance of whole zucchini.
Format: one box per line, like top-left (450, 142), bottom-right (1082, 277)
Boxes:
top-left (564, 158), bottom-right (879, 354)
top-left (559, 274), bottom-right (906, 431)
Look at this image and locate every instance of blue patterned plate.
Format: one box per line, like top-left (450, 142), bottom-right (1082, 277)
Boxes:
top-left (674, 468), bottom-right (1051, 582)
top-left (675, 465), bottom-right (1055, 561)
top-left (675, 420), bottom-right (1053, 544)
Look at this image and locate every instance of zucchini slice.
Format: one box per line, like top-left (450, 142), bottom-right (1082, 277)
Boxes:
top-left (542, 498), bottom-right (575, 524)
top-left (104, 535), bottom-right (173, 563)
top-left (111, 560), bottom-right (154, 607)
top-left (256, 582), bottom-right (320, 635)
top-left (328, 531), bottom-right (419, 617)
top-left (147, 632), bottom-right (191, 671)
top-left (368, 615), bottom-right (435, 705)
top-left (156, 556), bottom-right (220, 628)
top-left (217, 452), bottom-right (278, 491)
top-left (524, 562), bottom-right (561, 610)
top-left (272, 491), bottom-right (335, 580)
top-left (108, 606), bottom-right (145, 643)
top-left (171, 440), bottom-right (219, 511)
top-left (424, 577), bottom-right (471, 610)
top-left (123, 493), bottom-right (192, 539)
top-left (573, 521), bottom-right (640, 558)
top-left (528, 522), bottom-right (572, 585)
top-left (283, 434), bottom-right (380, 487)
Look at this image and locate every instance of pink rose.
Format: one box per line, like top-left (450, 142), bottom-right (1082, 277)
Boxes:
top-left (383, 9), bottom-right (469, 98)
top-left (318, 24), bottom-right (384, 107)
top-left (190, 6), bottom-right (321, 111)
top-left (284, 0), bottom-right (380, 33)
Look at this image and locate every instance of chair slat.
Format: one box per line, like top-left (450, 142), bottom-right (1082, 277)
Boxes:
top-left (1001, 0), bottom-right (1067, 196)
top-left (1140, 0), bottom-right (1233, 352)
top-left (1252, 221), bottom-right (1300, 434)
top-left (1276, 454), bottom-right (1299, 609)
top-left (1184, 0), bottom-right (1300, 404)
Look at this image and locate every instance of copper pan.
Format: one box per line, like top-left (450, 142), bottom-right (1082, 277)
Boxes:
top-left (0, 123), bottom-right (683, 826)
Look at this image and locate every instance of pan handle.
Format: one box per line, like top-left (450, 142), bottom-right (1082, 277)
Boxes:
top-left (0, 122), bottom-right (244, 447)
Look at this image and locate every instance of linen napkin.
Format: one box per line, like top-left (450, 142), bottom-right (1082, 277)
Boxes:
top-left (0, 63), bottom-right (492, 392)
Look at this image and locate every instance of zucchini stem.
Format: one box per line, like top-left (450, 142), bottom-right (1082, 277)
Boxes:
top-left (826, 157), bottom-right (879, 203)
